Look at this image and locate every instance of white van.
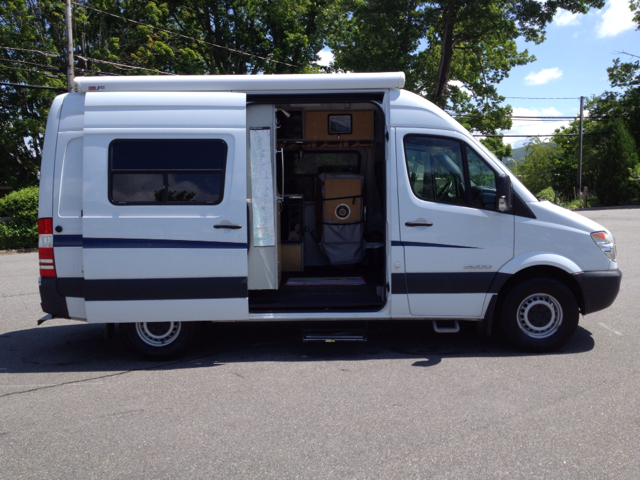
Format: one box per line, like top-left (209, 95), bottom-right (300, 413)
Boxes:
top-left (37, 72), bottom-right (621, 358)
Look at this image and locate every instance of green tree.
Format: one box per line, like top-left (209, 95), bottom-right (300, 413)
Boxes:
top-left (517, 138), bottom-right (564, 197)
top-left (72, 1), bottom-right (326, 76)
top-left (321, 0), bottom-right (604, 156)
top-left (0, 185), bottom-right (39, 249)
top-left (0, 0), bottom-right (66, 187)
top-left (552, 98), bottom-right (639, 205)
top-left (552, 48), bottom-right (640, 205)
top-left (1, 0), bottom-right (327, 187)
top-left (589, 58), bottom-right (640, 155)
top-left (175, 0), bottom-right (326, 74)
top-left (479, 136), bottom-right (512, 160)
top-left (590, 118), bottom-right (638, 205)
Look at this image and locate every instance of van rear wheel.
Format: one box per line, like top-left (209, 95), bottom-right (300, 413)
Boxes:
top-left (122, 321), bottom-right (201, 360)
top-left (500, 278), bottom-right (579, 352)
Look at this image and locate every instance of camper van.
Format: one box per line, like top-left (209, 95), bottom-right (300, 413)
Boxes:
top-left (37, 72), bottom-right (621, 358)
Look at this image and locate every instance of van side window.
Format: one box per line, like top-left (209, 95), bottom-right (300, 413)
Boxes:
top-left (282, 150), bottom-right (360, 200)
top-left (109, 139), bottom-right (227, 205)
top-left (404, 136), bottom-right (465, 205)
top-left (467, 147), bottom-right (498, 210)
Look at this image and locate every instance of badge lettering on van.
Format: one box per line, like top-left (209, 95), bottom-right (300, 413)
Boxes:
top-left (88, 86), bottom-right (105, 91)
top-left (463, 265), bottom-right (492, 269)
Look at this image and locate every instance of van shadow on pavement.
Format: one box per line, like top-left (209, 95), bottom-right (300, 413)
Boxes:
top-left (0, 319), bottom-right (595, 375)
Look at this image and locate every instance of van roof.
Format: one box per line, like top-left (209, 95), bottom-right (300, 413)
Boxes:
top-left (74, 72), bottom-right (406, 94)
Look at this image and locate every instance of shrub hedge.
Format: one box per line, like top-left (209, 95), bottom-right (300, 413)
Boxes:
top-left (0, 186), bottom-right (39, 250)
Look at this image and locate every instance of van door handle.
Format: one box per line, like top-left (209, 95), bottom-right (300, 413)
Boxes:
top-left (405, 221), bottom-right (433, 227)
top-left (214, 224), bottom-right (242, 230)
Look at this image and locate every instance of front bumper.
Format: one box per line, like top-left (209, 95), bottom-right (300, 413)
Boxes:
top-left (573, 269), bottom-right (622, 315)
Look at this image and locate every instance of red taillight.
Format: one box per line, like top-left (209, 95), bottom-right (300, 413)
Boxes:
top-left (38, 217), bottom-right (53, 235)
top-left (38, 217), bottom-right (56, 277)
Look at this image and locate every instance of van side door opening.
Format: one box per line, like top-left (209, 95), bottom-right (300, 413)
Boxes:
top-left (248, 100), bottom-right (388, 312)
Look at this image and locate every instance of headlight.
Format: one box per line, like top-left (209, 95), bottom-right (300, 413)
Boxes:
top-left (591, 231), bottom-right (617, 262)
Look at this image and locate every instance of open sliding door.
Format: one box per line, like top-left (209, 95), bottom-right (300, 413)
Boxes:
top-left (247, 104), bottom-right (280, 290)
top-left (81, 91), bottom-right (249, 323)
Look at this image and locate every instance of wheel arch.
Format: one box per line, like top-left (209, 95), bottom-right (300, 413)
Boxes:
top-left (495, 265), bottom-right (585, 316)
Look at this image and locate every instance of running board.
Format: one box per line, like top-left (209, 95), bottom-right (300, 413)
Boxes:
top-left (303, 333), bottom-right (367, 343)
top-left (432, 320), bottom-right (460, 333)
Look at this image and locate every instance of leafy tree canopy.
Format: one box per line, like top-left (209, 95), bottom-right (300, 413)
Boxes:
top-left (0, 0), bottom-right (66, 187)
top-left (321, 0), bottom-right (604, 157)
top-left (1, 0), bottom-right (609, 186)
top-left (0, 0), bottom-right (326, 186)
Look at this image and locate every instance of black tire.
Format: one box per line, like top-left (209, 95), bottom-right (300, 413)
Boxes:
top-left (500, 278), bottom-right (579, 352)
top-left (121, 321), bottom-right (202, 360)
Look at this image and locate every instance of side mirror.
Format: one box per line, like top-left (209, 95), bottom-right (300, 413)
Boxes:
top-left (496, 174), bottom-right (513, 213)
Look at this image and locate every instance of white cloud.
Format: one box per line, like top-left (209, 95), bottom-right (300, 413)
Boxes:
top-left (498, 107), bottom-right (572, 148)
top-left (596, 0), bottom-right (636, 38)
top-left (555, 9), bottom-right (581, 26)
top-left (524, 67), bottom-right (563, 85)
top-left (316, 49), bottom-right (334, 67)
top-left (448, 79), bottom-right (472, 96)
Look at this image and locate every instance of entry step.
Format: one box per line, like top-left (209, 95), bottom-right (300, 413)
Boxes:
top-left (432, 320), bottom-right (460, 333)
top-left (303, 333), bottom-right (367, 343)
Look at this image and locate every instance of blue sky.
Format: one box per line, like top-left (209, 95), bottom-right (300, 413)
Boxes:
top-left (317, 0), bottom-right (638, 149)
top-left (498, 0), bottom-right (639, 148)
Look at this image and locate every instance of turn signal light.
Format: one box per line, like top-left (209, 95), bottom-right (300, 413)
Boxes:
top-left (38, 218), bottom-right (57, 277)
top-left (590, 231), bottom-right (616, 262)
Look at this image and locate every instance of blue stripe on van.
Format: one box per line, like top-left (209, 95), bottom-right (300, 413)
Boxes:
top-left (42, 276), bottom-right (248, 301)
top-left (391, 240), bottom-right (477, 249)
top-left (84, 238), bottom-right (248, 249)
top-left (85, 276), bottom-right (247, 301)
top-left (391, 272), bottom-right (509, 295)
top-left (53, 236), bottom-right (247, 249)
top-left (53, 235), bottom-right (83, 247)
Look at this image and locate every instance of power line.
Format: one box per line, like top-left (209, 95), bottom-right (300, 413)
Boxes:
top-left (0, 47), bottom-right (156, 76)
top-left (76, 55), bottom-right (175, 75)
top-left (0, 64), bottom-right (61, 78)
top-left (453, 114), bottom-right (578, 120)
top-left (0, 55), bottom-right (120, 77)
top-left (0, 46), bottom-right (156, 75)
top-left (0, 46), bottom-right (59, 57)
top-left (509, 119), bottom-right (573, 122)
top-left (510, 116), bottom-right (576, 120)
top-left (0, 82), bottom-right (66, 92)
top-left (76, 3), bottom-right (298, 69)
top-left (503, 96), bottom-right (580, 100)
top-left (0, 57), bottom-right (62, 72)
top-left (478, 133), bottom-right (607, 137)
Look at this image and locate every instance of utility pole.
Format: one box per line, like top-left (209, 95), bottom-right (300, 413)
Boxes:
top-left (65, 0), bottom-right (74, 92)
top-left (578, 96), bottom-right (584, 198)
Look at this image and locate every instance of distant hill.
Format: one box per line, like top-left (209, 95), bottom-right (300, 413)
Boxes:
top-left (502, 157), bottom-right (519, 172)
top-left (504, 143), bottom-right (550, 163)
top-left (510, 146), bottom-right (528, 162)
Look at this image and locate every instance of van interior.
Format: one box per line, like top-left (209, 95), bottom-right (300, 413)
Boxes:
top-left (247, 100), bottom-right (387, 313)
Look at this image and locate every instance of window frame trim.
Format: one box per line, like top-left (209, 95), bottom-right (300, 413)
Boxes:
top-left (403, 133), bottom-right (502, 212)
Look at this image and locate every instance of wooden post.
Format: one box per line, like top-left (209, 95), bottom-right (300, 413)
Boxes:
top-left (583, 186), bottom-right (588, 208)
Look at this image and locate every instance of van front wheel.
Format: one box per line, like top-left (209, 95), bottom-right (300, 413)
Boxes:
top-left (122, 321), bottom-right (201, 360)
top-left (500, 278), bottom-right (579, 352)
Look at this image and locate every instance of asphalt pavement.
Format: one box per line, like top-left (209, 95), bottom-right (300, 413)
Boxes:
top-left (0, 208), bottom-right (638, 479)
